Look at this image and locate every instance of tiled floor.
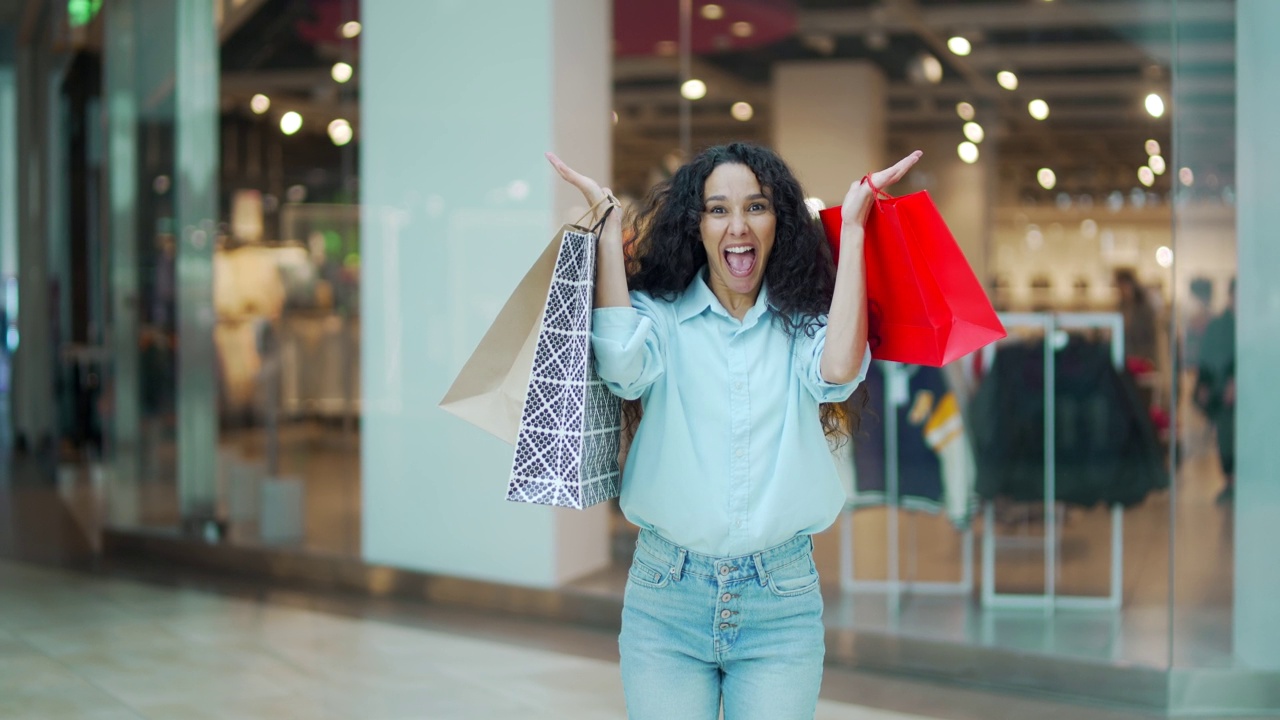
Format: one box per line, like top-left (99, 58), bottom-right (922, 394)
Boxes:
top-left (0, 558), bottom-right (942, 720)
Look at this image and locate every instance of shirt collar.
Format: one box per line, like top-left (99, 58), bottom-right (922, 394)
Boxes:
top-left (675, 268), bottom-right (775, 325)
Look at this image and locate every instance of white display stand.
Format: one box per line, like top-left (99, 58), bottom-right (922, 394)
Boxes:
top-left (980, 312), bottom-right (1126, 611)
top-left (840, 361), bottom-right (974, 596)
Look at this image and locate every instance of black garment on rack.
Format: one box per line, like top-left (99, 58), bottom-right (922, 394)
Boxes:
top-left (969, 337), bottom-right (1166, 506)
top-left (852, 362), bottom-right (946, 511)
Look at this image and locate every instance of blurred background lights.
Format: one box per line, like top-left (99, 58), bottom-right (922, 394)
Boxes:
top-left (327, 118), bottom-right (353, 146)
top-left (947, 36), bottom-right (971, 56)
top-left (1138, 166), bottom-right (1155, 187)
top-left (1179, 167), bottom-right (1195, 186)
top-left (956, 102), bottom-right (975, 120)
top-left (996, 71), bottom-right (1019, 90)
top-left (963, 121), bottom-right (985, 143)
top-left (1145, 93), bottom-right (1165, 118)
top-left (1156, 246), bottom-right (1173, 268)
top-left (331, 62), bottom-right (353, 83)
top-left (731, 101), bottom-right (754, 121)
top-left (681, 79), bottom-right (707, 100)
top-left (1149, 155), bottom-right (1166, 175)
top-left (340, 21), bottom-right (361, 38)
top-left (280, 111), bottom-right (302, 135)
top-left (804, 197), bottom-right (826, 218)
top-left (1145, 139), bottom-right (1161, 156)
top-left (1037, 167), bottom-right (1056, 190)
top-left (612, 110), bottom-right (619, 125)
top-left (1028, 99), bottom-right (1050, 120)
top-left (250, 93), bottom-right (270, 114)
top-left (731, 21), bottom-right (753, 37)
top-left (700, 3), bottom-right (724, 20)
top-left (1080, 218), bottom-right (1098, 239)
top-left (918, 53), bottom-right (943, 84)
top-left (958, 141), bottom-right (979, 164)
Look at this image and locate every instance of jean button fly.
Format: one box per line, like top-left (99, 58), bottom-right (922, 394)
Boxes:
top-left (721, 593), bottom-right (732, 602)
top-left (721, 609), bottom-right (731, 619)
top-left (720, 566), bottom-right (730, 576)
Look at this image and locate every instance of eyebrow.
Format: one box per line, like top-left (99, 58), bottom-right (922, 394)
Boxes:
top-left (705, 194), bottom-right (769, 202)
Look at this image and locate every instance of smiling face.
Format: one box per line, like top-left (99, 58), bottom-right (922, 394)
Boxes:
top-left (700, 162), bottom-right (776, 311)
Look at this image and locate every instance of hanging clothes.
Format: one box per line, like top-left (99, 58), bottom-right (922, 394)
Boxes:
top-left (849, 362), bottom-right (978, 529)
top-left (969, 337), bottom-right (1166, 506)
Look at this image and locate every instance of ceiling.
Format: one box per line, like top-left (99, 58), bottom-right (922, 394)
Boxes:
top-left (210, 0), bottom-right (1235, 203)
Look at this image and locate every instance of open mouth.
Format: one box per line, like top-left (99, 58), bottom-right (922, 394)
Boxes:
top-left (724, 246), bottom-right (757, 278)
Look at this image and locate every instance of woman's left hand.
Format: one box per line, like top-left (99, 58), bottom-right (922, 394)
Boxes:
top-left (841, 150), bottom-right (924, 227)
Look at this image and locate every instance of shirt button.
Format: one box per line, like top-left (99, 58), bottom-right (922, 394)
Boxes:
top-left (720, 566), bottom-right (730, 576)
top-left (721, 609), bottom-right (732, 619)
top-left (734, 381), bottom-right (744, 391)
top-left (735, 448), bottom-right (745, 458)
top-left (722, 593), bottom-right (732, 602)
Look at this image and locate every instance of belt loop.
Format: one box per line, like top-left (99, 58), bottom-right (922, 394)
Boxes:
top-left (671, 548), bottom-right (687, 581)
top-left (753, 552), bottom-right (768, 586)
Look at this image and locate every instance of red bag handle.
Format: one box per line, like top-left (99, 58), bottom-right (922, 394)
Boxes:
top-left (861, 173), bottom-right (893, 206)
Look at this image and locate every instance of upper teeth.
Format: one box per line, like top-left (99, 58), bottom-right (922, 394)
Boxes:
top-left (726, 247), bottom-right (752, 254)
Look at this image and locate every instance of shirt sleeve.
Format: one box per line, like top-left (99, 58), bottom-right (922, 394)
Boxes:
top-left (590, 292), bottom-right (667, 401)
top-left (794, 320), bottom-right (870, 403)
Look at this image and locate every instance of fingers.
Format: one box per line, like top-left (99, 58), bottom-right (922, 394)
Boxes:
top-left (871, 150), bottom-right (923, 188)
top-left (546, 151), bottom-right (604, 202)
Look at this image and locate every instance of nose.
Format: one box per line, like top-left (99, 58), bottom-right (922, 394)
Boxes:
top-left (728, 210), bottom-right (748, 236)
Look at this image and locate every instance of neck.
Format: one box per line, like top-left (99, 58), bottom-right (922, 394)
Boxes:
top-left (709, 281), bottom-right (759, 321)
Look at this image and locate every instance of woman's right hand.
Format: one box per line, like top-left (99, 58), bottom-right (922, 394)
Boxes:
top-left (546, 152), bottom-right (612, 208)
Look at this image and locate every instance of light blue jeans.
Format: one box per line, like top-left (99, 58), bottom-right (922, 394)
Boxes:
top-left (619, 529), bottom-right (825, 719)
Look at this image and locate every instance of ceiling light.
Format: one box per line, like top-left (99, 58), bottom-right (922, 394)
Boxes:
top-left (920, 53), bottom-right (943, 84)
top-left (947, 36), bottom-right (971, 56)
top-left (997, 71), bottom-right (1018, 91)
top-left (280, 111), bottom-right (302, 135)
top-left (612, 111), bottom-right (619, 125)
top-left (681, 79), bottom-right (707, 100)
top-left (1149, 155), bottom-right (1166, 175)
top-left (340, 21), bottom-right (361, 39)
top-left (1145, 139), bottom-right (1161, 156)
top-left (655, 40), bottom-right (677, 56)
top-left (731, 101), bottom-right (753, 121)
top-left (1156, 246), bottom-right (1173, 268)
top-left (1028, 99), bottom-right (1050, 120)
top-left (250, 94), bottom-right (270, 114)
top-left (700, 4), bottom-right (723, 20)
top-left (1179, 167), bottom-right (1194, 186)
top-left (958, 141), bottom-right (979, 164)
top-left (731, 21), bottom-right (753, 38)
top-left (963, 121), bottom-right (985, 143)
top-left (956, 102), bottom-right (975, 121)
top-left (331, 62), bottom-right (353, 83)
top-left (1145, 93), bottom-right (1165, 118)
top-left (1037, 168), bottom-right (1056, 190)
top-left (328, 118), bottom-right (352, 146)
top-left (1138, 166), bottom-right (1155, 187)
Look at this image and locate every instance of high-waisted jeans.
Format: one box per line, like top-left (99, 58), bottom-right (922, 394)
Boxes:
top-left (619, 529), bottom-right (825, 719)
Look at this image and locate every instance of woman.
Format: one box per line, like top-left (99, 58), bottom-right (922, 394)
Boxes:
top-left (548, 143), bottom-right (921, 719)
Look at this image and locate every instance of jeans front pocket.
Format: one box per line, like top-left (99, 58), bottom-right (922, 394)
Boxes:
top-left (627, 549), bottom-right (671, 589)
top-left (766, 555), bottom-right (820, 597)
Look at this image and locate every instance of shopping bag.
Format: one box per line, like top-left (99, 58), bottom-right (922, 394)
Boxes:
top-left (440, 197), bottom-right (622, 509)
top-left (818, 180), bottom-right (1006, 367)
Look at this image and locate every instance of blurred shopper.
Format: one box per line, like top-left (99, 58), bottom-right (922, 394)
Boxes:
top-left (1196, 278), bottom-right (1236, 504)
top-left (1115, 268), bottom-right (1157, 368)
top-left (547, 144), bottom-right (920, 720)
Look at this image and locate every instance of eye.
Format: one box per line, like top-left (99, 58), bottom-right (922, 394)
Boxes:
top-left (706, 206), bottom-right (726, 214)
top-left (749, 202), bottom-right (769, 213)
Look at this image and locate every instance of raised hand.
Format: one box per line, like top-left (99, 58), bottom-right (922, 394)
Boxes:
top-left (841, 150), bottom-right (923, 227)
top-left (547, 152), bottom-right (612, 209)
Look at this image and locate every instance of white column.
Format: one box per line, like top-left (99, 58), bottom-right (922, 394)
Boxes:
top-left (360, 0), bottom-right (612, 588)
top-left (772, 61), bottom-right (886, 206)
top-left (1233, 0), bottom-right (1280, 670)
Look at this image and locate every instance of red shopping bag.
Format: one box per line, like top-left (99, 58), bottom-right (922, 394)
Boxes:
top-left (819, 181), bottom-right (1006, 367)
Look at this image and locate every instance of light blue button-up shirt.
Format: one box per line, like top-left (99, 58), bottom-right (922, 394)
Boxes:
top-left (590, 271), bottom-right (870, 557)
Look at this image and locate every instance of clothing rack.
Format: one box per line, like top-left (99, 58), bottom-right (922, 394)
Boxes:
top-left (980, 312), bottom-right (1125, 611)
top-left (839, 361), bottom-right (974, 596)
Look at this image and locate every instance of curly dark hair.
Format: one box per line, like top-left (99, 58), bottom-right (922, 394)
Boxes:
top-left (623, 142), bottom-right (865, 441)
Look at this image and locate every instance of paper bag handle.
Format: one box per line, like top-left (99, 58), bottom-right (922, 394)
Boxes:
top-left (573, 194), bottom-right (621, 229)
top-left (861, 173), bottom-right (893, 208)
